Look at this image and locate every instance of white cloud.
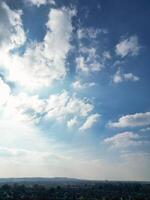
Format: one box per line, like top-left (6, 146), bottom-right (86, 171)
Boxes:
top-left (3, 93), bottom-right (45, 124)
top-left (72, 80), bottom-right (95, 90)
top-left (45, 8), bottom-right (73, 67)
top-left (67, 117), bottom-right (78, 128)
top-left (77, 27), bottom-right (107, 40)
top-left (113, 69), bottom-right (122, 83)
top-left (76, 27), bottom-right (105, 74)
top-left (123, 73), bottom-right (140, 81)
top-left (140, 127), bottom-right (150, 132)
top-left (108, 112), bottom-right (150, 128)
top-left (104, 131), bottom-right (140, 148)
top-left (113, 69), bottom-right (140, 83)
top-left (79, 113), bottom-right (100, 131)
top-left (103, 51), bottom-right (111, 60)
top-left (0, 78), bottom-right (11, 106)
top-left (0, 5), bottom-right (74, 90)
top-left (0, 87), bottom-right (97, 129)
top-left (26, 0), bottom-right (55, 7)
top-left (76, 52), bottom-right (103, 74)
top-left (46, 91), bottom-right (94, 121)
top-left (115, 35), bottom-right (140, 57)
top-left (0, 2), bottom-right (26, 52)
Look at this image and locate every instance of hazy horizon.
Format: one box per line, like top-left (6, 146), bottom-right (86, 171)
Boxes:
top-left (0, 0), bottom-right (150, 181)
top-left (0, 176), bottom-right (149, 183)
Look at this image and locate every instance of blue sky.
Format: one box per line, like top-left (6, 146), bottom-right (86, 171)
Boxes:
top-left (0, 0), bottom-right (150, 181)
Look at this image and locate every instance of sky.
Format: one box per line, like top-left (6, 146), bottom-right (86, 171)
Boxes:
top-left (0, 0), bottom-right (150, 181)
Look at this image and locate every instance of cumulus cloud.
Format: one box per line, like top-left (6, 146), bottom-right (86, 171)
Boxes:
top-left (3, 93), bottom-right (45, 124)
top-left (46, 91), bottom-right (94, 121)
top-left (0, 86), bottom-right (98, 129)
top-left (113, 69), bottom-right (140, 83)
top-left (0, 2), bottom-right (26, 52)
top-left (108, 112), bottom-right (150, 128)
top-left (115, 35), bottom-right (140, 57)
top-left (0, 84), bottom-right (98, 130)
top-left (104, 132), bottom-right (140, 148)
top-left (79, 113), bottom-right (100, 131)
top-left (0, 4), bottom-right (74, 90)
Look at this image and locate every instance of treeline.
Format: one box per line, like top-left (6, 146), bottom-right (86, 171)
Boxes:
top-left (0, 182), bottom-right (150, 200)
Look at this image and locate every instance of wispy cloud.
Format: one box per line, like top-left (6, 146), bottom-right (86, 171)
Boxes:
top-left (140, 126), bottom-right (150, 132)
top-left (77, 27), bottom-right (107, 40)
top-left (25, 0), bottom-right (55, 7)
top-left (72, 80), bottom-right (95, 90)
top-left (79, 113), bottom-right (100, 131)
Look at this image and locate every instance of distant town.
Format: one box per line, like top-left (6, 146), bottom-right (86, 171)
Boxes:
top-left (0, 178), bottom-right (149, 200)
